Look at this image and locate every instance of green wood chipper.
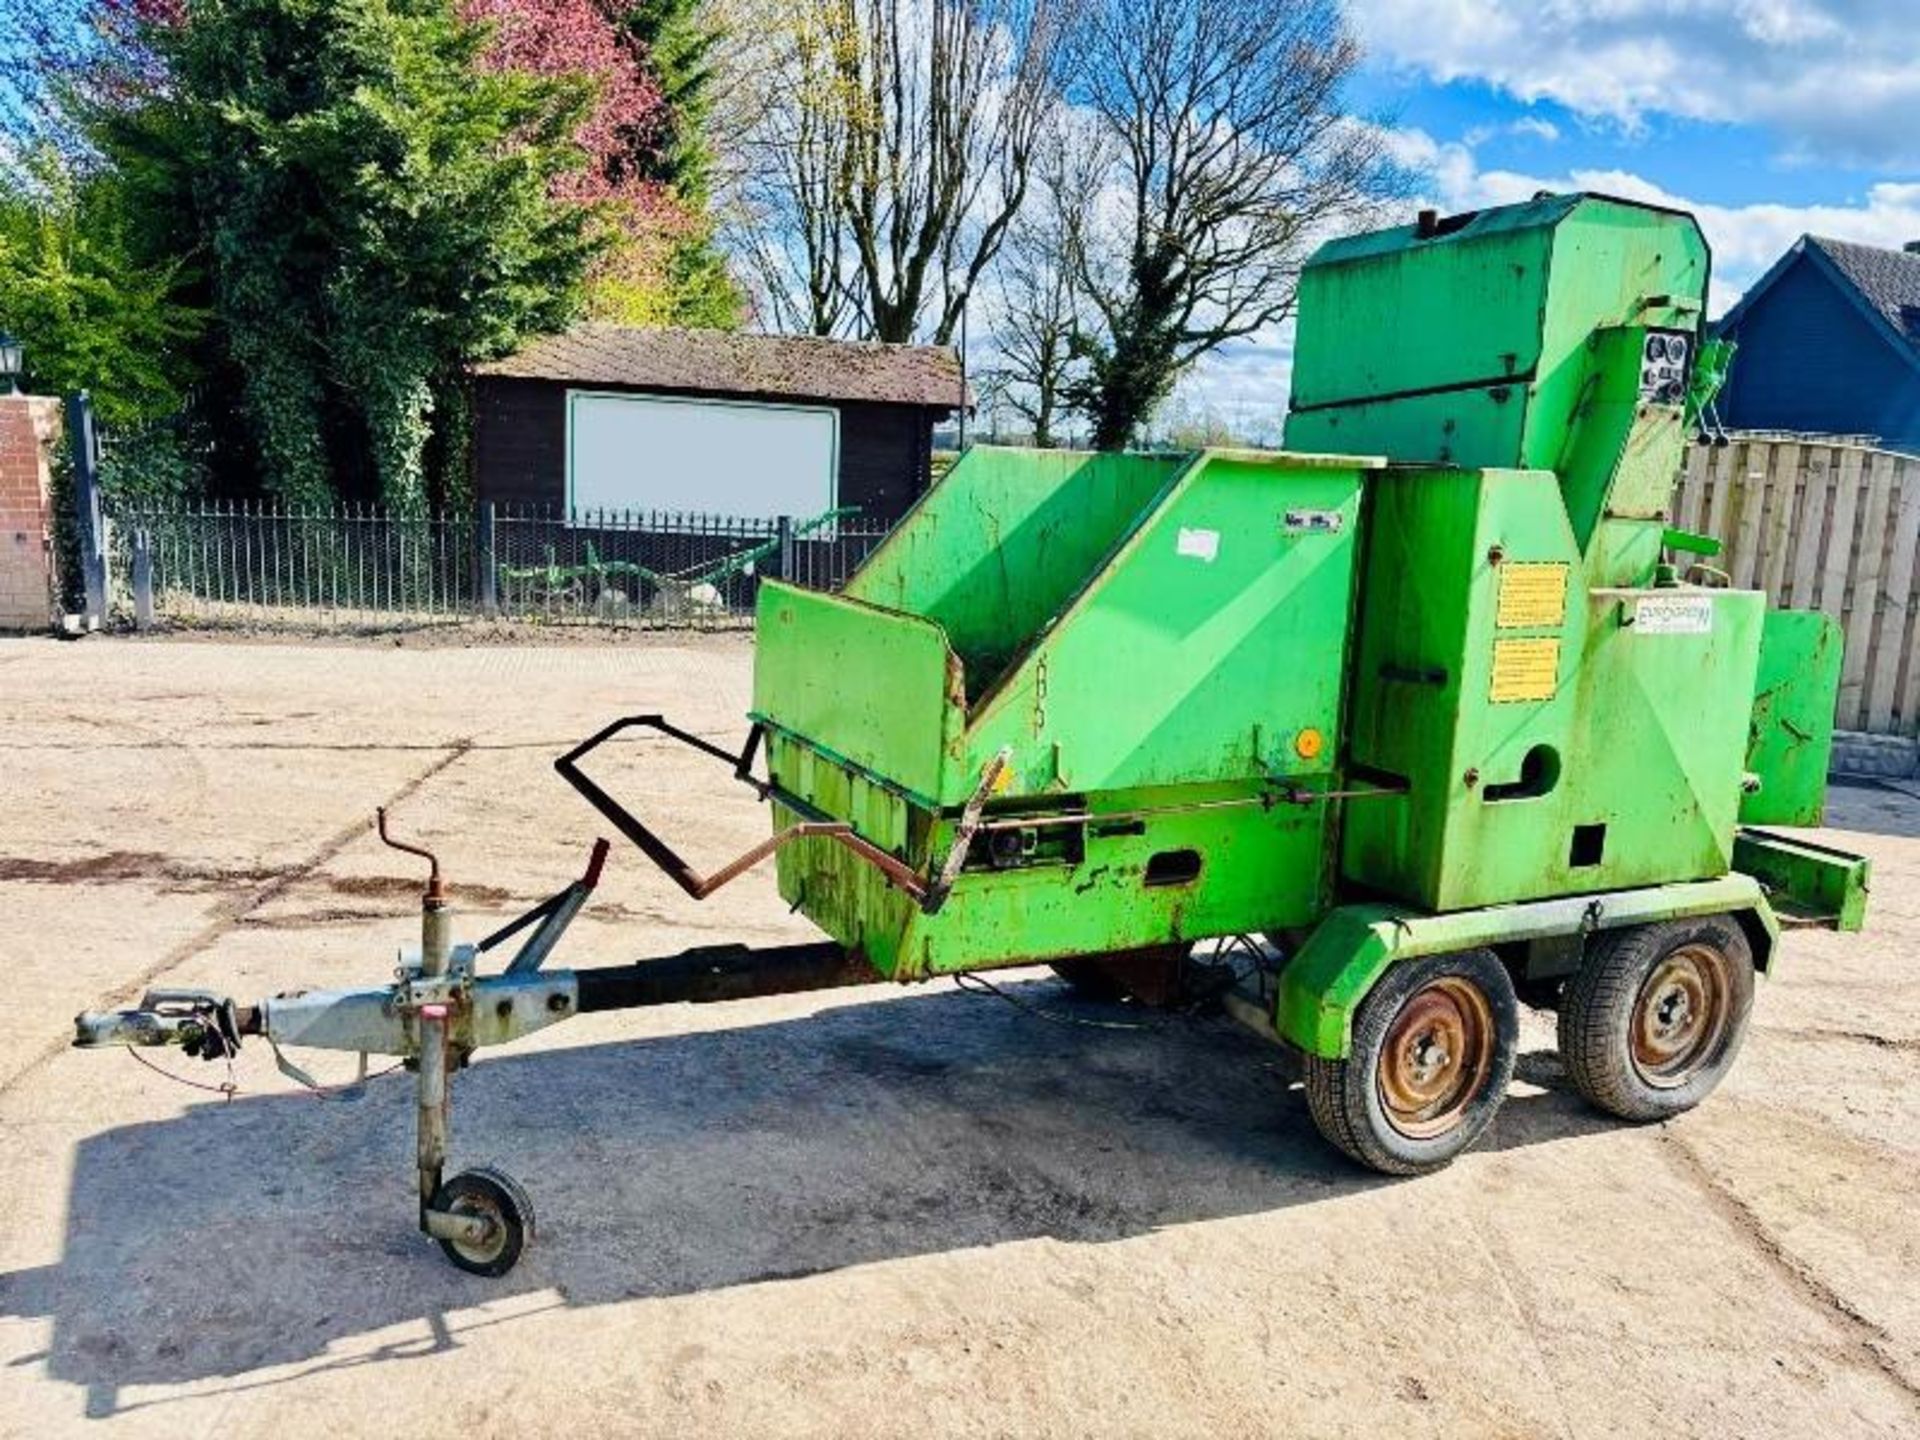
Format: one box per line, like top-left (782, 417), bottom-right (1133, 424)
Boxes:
top-left (76, 192), bottom-right (1870, 1276)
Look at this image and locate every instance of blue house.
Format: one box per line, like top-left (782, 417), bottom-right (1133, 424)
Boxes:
top-left (1713, 236), bottom-right (1920, 454)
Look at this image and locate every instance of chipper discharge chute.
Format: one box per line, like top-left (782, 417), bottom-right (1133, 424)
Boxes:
top-left (76, 192), bottom-right (1870, 1275)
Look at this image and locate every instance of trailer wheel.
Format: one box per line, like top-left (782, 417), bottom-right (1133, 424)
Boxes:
top-left (431, 1166), bottom-right (536, 1277)
top-left (1303, 949), bottom-right (1518, 1176)
top-left (1558, 916), bottom-right (1753, 1121)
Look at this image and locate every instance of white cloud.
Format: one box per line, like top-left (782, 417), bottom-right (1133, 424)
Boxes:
top-left (1347, 0), bottom-right (1920, 167)
top-left (1393, 128), bottom-right (1920, 313)
top-left (1462, 115), bottom-right (1562, 147)
top-left (1176, 132), bottom-right (1920, 429)
top-left (1167, 330), bottom-right (1297, 444)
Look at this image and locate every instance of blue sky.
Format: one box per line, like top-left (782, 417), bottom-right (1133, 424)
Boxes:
top-left (1178, 0), bottom-right (1920, 439)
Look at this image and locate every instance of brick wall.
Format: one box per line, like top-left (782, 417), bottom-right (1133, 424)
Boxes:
top-left (0, 396), bottom-right (60, 631)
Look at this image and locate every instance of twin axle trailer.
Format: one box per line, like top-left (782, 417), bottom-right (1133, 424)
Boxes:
top-left (77, 193), bottom-right (1870, 1276)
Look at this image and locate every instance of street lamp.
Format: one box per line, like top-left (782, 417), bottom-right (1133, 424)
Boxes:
top-left (0, 333), bottom-right (21, 395)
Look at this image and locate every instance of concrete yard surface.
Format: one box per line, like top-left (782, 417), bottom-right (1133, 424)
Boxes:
top-left (1, 633), bottom-right (1917, 1438)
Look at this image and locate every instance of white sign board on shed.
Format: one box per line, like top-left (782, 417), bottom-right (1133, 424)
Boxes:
top-left (566, 390), bottom-right (839, 518)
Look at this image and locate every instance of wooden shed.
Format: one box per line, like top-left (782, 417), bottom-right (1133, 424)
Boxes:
top-left (470, 326), bottom-right (965, 523)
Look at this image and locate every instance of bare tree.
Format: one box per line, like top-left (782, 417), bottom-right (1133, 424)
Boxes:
top-left (716, 4), bottom-right (861, 334)
top-left (721, 0), bottom-right (1067, 343)
top-left (980, 128), bottom-right (1104, 445)
top-left (1064, 0), bottom-right (1398, 449)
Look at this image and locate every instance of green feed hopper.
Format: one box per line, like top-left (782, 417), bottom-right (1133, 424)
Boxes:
top-left (749, 192), bottom-right (1870, 1175)
top-left (754, 447), bottom-right (1376, 980)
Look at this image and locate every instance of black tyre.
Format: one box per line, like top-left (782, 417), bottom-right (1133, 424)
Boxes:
top-left (1303, 949), bottom-right (1519, 1177)
top-left (1048, 956), bottom-right (1129, 1002)
top-left (1557, 915), bottom-right (1754, 1122)
top-left (430, 1166), bottom-right (535, 1277)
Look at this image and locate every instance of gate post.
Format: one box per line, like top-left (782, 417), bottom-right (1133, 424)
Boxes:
top-left (776, 515), bottom-right (795, 583)
top-left (474, 501), bottom-right (498, 618)
top-left (65, 392), bottom-right (108, 626)
top-left (131, 527), bottom-right (154, 630)
top-left (0, 395), bottom-right (60, 631)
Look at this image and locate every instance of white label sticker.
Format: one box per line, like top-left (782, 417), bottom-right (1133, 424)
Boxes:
top-left (1634, 594), bottom-right (1714, 634)
top-left (1283, 508), bottom-right (1345, 534)
top-left (1176, 527), bottom-right (1220, 562)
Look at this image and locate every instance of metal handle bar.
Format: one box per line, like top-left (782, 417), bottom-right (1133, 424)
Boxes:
top-left (376, 806), bottom-right (444, 900)
top-left (553, 715), bottom-right (929, 903)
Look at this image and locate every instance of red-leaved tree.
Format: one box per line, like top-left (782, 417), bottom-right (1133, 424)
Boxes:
top-left (461, 0), bottom-right (660, 201)
top-left (461, 0), bottom-right (712, 319)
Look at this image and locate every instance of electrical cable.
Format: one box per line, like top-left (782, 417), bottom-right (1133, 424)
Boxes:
top-left (952, 935), bottom-right (1277, 1030)
top-left (127, 1045), bottom-right (405, 1101)
top-left (952, 970), bottom-right (1168, 1030)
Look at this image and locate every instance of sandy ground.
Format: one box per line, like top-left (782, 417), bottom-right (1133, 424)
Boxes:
top-left (0, 632), bottom-right (1916, 1438)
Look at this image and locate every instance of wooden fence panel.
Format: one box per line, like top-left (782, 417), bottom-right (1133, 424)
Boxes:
top-left (1682, 437), bottom-right (1920, 736)
top-left (1676, 443), bottom-right (1709, 533)
top-left (1703, 440), bottom-right (1739, 557)
top-left (1872, 461), bottom-right (1920, 733)
top-left (1841, 451), bottom-right (1894, 724)
top-left (1729, 442), bottom-right (1770, 589)
top-left (1760, 440), bottom-right (1801, 599)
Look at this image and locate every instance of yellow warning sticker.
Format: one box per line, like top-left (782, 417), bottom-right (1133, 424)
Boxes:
top-left (1496, 563), bottom-right (1569, 629)
top-left (1490, 638), bottom-right (1561, 703)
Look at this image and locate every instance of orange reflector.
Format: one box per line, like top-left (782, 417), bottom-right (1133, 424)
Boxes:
top-left (1295, 728), bottom-right (1324, 760)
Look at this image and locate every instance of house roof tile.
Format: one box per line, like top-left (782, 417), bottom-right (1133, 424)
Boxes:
top-left (1805, 237), bottom-right (1920, 362)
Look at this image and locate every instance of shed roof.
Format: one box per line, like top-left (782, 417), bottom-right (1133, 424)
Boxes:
top-left (475, 325), bottom-right (966, 408)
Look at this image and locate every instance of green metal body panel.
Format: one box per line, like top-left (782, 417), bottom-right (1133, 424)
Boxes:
top-left (764, 773), bottom-right (1333, 979)
top-left (844, 448), bottom-right (1187, 710)
top-left (1555, 327), bottom-right (1692, 552)
top-left (1285, 198), bottom-right (1569, 421)
top-left (1732, 829), bottom-right (1869, 932)
top-left (1282, 386), bottom-right (1529, 479)
top-left (1341, 466), bottom-right (1763, 911)
top-left (753, 446), bottom-right (1378, 979)
top-left (744, 191), bottom-right (1864, 1052)
top-left (1284, 193), bottom-right (1708, 481)
top-left (1275, 876), bottom-right (1780, 1057)
top-left (753, 582), bottom-right (960, 806)
top-left (959, 450), bottom-right (1374, 794)
top-left (1743, 609), bottom-right (1843, 825)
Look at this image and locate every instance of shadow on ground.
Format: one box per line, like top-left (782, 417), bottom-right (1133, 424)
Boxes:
top-left (1822, 778), bottom-right (1920, 840)
top-left (0, 980), bottom-right (1615, 1419)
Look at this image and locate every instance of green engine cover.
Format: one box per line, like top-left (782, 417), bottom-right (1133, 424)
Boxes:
top-left (1283, 192), bottom-right (1709, 483)
top-left (1339, 466), bottom-right (1764, 912)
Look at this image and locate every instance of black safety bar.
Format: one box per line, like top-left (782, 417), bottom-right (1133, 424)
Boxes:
top-left (553, 715), bottom-right (930, 903)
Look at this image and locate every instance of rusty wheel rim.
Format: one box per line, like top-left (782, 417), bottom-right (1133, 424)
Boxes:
top-left (1376, 976), bottom-right (1496, 1140)
top-left (444, 1193), bottom-right (509, 1266)
top-left (1631, 943), bottom-right (1732, 1088)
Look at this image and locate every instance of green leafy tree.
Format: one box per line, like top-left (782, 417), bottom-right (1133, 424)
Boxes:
top-left (615, 0), bottom-right (716, 196)
top-left (96, 0), bottom-right (603, 508)
top-left (612, 0), bottom-right (740, 327)
top-left (0, 146), bottom-right (204, 427)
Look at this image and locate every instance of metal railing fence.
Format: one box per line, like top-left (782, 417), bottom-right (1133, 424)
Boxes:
top-left (104, 499), bottom-right (893, 631)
